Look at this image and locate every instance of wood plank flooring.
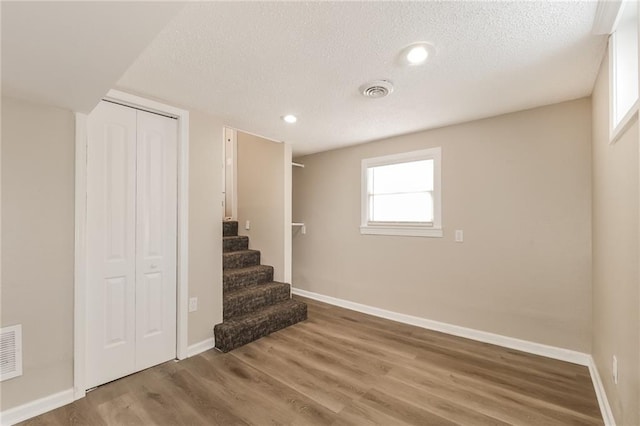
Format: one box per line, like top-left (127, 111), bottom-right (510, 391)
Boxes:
top-left (21, 296), bottom-right (603, 425)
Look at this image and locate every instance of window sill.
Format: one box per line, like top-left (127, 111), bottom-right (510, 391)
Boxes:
top-left (610, 100), bottom-right (639, 144)
top-left (360, 225), bottom-right (443, 238)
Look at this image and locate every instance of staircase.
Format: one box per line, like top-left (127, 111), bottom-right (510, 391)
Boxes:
top-left (214, 221), bottom-right (307, 352)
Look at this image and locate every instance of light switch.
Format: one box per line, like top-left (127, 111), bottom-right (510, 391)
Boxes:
top-left (455, 230), bottom-right (464, 242)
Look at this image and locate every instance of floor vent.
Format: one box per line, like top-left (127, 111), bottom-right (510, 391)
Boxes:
top-left (1, 324), bottom-right (23, 381)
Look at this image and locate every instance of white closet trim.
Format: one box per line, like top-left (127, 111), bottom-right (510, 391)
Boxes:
top-left (74, 90), bottom-right (190, 400)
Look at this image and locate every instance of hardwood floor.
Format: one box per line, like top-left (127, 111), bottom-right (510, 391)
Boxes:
top-left (21, 296), bottom-right (603, 425)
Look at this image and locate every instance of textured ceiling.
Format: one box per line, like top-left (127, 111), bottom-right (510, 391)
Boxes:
top-left (114, 1), bottom-right (606, 155)
top-left (1, 1), bottom-right (185, 113)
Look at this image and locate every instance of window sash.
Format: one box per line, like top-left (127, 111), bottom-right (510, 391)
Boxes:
top-left (609, 0), bottom-right (639, 142)
top-left (367, 190), bottom-right (434, 223)
top-left (361, 147), bottom-right (442, 237)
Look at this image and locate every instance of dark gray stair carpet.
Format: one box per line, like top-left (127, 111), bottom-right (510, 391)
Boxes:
top-left (223, 249), bottom-right (260, 270)
top-left (224, 282), bottom-right (291, 320)
top-left (215, 220), bottom-right (307, 352)
top-left (214, 299), bottom-right (307, 352)
top-left (223, 235), bottom-right (249, 253)
top-left (224, 265), bottom-right (274, 292)
top-left (223, 220), bottom-right (238, 237)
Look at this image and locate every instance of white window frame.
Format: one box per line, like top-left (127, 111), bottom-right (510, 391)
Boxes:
top-left (360, 147), bottom-right (442, 237)
top-left (608, 0), bottom-right (639, 143)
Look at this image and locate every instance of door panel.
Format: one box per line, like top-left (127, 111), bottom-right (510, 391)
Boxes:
top-left (104, 277), bottom-right (128, 347)
top-left (86, 102), bottom-right (177, 388)
top-left (86, 102), bottom-right (137, 388)
top-left (135, 109), bottom-right (177, 371)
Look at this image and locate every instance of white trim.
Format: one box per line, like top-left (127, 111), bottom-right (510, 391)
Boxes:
top-left (592, 0), bottom-right (624, 35)
top-left (0, 388), bottom-right (74, 426)
top-left (588, 356), bottom-right (617, 426)
top-left (74, 91), bottom-right (190, 401)
top-left (608, 1), bottom-right (639, 142)
top-left (222, 128), bottom-right (227, 219)
top-left (360, 147), bottom-right (442, 237)
top-left (284, 143), bottom-right (293, 285)
top-left (176, 106), bottom-right (190, 362)
top-left (223, 127), bottom-right (238, 220)
top-left (231, 131), bottom-right (238, 221)
top-left (103, 90), bottom-right (187, 119)
top-left (610, 101), bottom-right (639, 144)
top-left (186, 338), bottom-right (216, 357)
top-left (229, 126), bottom-right (282, 144)
top-left (73, 112), bottom-right (88, 400)
top-left (360, 225), bottom-right (443, 238)
top-left (292, 288), bottom-right (591, 366)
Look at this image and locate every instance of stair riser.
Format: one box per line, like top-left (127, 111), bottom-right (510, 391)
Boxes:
top-left (223, 251), bottom-right (260, 269)
top-left (214, 304), bottom-right (307, 352)
top-left (224, 285), bottom-right (291, 320)
top-left (223, 236), bottom-right (249, 253)
top-left (224, 267), bottom-right (274, 292)
top-left (223, 221), bottom-right (238, 237)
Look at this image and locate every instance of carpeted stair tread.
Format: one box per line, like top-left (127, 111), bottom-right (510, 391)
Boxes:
top-left (223, 249), bottom-right (260, 269)
top-left (223, 221), bottom-right (238, 237)
top-left (224, 265), bottom-right (274, 292)
top-left (224, 282), bottom-right (291, 320)
top-left (214, 299), bottom-right (307, 352)
top-left (216, 220), bottom-right (308, 352)
top-left (223, 235), bottom-right (249, 253)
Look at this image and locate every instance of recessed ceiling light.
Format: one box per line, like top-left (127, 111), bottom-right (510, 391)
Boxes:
top-left (402, 42), bottom-right (435, 65)
top-left (282, 114), bottom-right (297, 123)
top-left (407, 46), bottom-right (428, 64)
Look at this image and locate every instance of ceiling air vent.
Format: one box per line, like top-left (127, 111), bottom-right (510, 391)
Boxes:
top-left (1, 324), bottom-right (23, 382)
top-left (360, 80), bottom-right (394, 98)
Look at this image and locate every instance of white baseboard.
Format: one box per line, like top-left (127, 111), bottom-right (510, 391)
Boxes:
top-left (187, 337), bottom-right (216, 357)
top-left (293, 288), bottom-right (590, 365)
top-left (0, 388), bottom-right (74, 426)
top-left (588, 356), bottom-right (616, 426)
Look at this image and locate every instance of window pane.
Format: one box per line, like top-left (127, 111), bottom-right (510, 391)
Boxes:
top-left (370, 159), bottom-right (433, 194)
top-left (614, 0), bottom-right (639, 126)
top-left (370, 192), bottom-right (434, 222)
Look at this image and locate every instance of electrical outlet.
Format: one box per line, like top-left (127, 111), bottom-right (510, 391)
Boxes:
top-left (613, 355), bottom-right (618, 384)
top-left (189, 297), bottom-right (198, 313)
top-left (245, 220), bottom-right (250, 230)
top-left (455, 230), bottom-right (464, 242)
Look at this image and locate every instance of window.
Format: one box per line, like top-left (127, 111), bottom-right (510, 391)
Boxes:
top-left (361, 147), bottom-right (442, 237)
top-left (610, 0), bottom-right (639, 141)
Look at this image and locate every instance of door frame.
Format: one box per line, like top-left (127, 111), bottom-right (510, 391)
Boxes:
top-left (223, 127), bottom-right (293, 284)
top-left (74, 90), bottom-right (190, 400)
top-left (223, 127), bottom-right (237, 220)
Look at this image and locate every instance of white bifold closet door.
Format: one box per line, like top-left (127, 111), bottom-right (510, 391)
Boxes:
top-left (86, 101), bottom-right (177, 389)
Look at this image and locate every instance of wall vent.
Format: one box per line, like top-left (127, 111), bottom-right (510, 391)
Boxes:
top-left (1, 324), bottom-right (23, 381)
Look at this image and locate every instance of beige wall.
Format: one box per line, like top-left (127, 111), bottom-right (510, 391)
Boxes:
top-left (0, 96), bottom-right (224, 411)
top-left (237, 132), bottom-right (285, 282)
top-left (1, 96), bottom-right (75, 410)
top-left (293, 98), bottom-right (592, 352)
top-left (591, 51), bottom-right (640, 426)
top-left (188, 110), bottom-right (223, 345)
